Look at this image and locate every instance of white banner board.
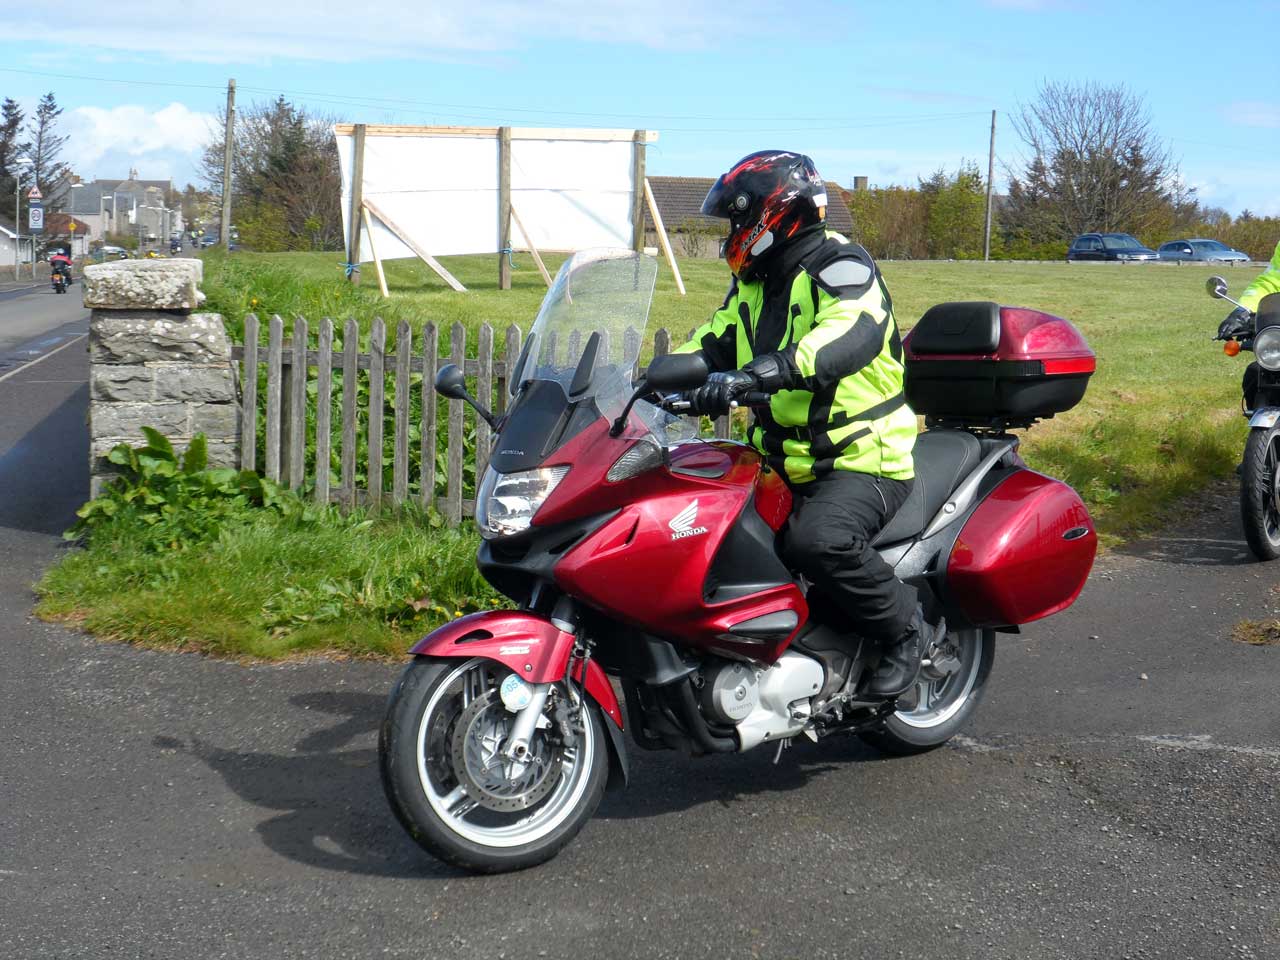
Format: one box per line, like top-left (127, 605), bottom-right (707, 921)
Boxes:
top-left (336, 125), bottom-right (656, 263)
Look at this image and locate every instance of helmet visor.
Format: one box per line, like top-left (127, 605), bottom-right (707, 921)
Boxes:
top-left (700, 175), bottom-right (736, 219)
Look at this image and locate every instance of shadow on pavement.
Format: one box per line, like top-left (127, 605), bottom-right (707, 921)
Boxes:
top-left (155, 686), bottom-right (891, 875)
top-left (598, 734), bottom-right (885, 821)
top-left (0, 385), bottom-right (88, 536)
top-left (154, 691), bottom-right (464, 880)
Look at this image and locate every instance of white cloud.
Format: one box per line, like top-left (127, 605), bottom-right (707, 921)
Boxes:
top-left (1225, 101), bottom-right (1280, 130)
top-left (63, 103), bottom-right (215, 184)
top-left (10, 0), bottom-right (800, 63)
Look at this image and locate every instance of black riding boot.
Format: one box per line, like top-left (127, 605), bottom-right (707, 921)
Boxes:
top-left (865, 606), bottom-right (924, 698)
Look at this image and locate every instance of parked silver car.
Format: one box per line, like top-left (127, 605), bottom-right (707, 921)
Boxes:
top-left (1157, 238), bottom-right (1251, 263)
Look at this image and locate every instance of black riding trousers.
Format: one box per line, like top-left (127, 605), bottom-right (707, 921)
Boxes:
top-left (781, 470), bottom-right (916, 644)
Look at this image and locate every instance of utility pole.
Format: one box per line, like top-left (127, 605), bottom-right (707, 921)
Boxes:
top-left (983, 109), bottom-right (996, 262)
top-left (220, 78), bottom-right (235, 250)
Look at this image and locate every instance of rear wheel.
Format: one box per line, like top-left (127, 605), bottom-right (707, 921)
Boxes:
top-left (860, 627), bottom-right (994, 755)
top-left (1241, 425), bottom-right (1280, 561)
top-left (379, 657), bottom-right (608, 873)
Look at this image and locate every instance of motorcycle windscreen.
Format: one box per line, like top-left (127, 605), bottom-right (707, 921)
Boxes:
top-left (946, 469), bottom-right (1096, 627)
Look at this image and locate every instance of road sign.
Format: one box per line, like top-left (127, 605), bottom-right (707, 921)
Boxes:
top-left (28, 206), bottom-right (43, 232)
top-left (68, 221), bottom-right (76, 233)
top-left (27, 186), bottom-right (42, 201)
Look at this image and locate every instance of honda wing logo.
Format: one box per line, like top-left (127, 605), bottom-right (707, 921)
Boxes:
top-left (669, 500), bottom-right (710, 541)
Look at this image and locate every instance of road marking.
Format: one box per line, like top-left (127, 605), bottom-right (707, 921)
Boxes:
top-left (0, 334), bottom-right (87, 384)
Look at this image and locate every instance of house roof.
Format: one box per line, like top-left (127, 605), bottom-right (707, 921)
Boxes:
top-left (644, 175), bottom-right (855, 238)
top-left (44, 213), bottom-right (91, 235)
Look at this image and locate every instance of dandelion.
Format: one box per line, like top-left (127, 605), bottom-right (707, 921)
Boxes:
top-left (250, 297), bottom-right (258, 307)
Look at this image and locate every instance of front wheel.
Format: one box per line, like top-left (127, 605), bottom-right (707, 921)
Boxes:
top-left (379, 656), bottom-right (609, 873)
top-left (859, 627), bottom-right (994, 755)
top-left (1241, 425), bottom-right (1280, 561)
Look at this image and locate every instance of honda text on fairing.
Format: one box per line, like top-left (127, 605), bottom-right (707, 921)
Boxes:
top-left (1209, 275), bottom-right (1280, 560)
top-left (379, 250), bottom-right (1098, 874)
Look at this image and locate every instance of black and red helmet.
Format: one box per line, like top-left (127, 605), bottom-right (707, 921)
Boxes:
top-left (701, 150), bottom-right (827, 280)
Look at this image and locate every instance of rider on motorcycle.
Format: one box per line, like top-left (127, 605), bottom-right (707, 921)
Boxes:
top-left (677, 150), bottom-right (923, 697)
top-left (49, 251), bottom-right (72, 282)
top-left (1222, 241), bottom-right (1280, 408)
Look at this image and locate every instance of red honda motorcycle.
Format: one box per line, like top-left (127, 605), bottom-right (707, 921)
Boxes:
top-left (380, 250), bottom-right (1098, 873)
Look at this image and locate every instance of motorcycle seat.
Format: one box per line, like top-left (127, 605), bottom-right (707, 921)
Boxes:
top-left (872, 430), bottom-right (982, 546)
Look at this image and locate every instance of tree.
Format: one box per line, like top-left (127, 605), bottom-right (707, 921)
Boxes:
top-left (0, 98), bottom-right (24, 223)
top-left (919, 163), bottom-right (987, 259)
top-left (201, 96), bottom-right (344, 251)
top-left (1003, 81), bottom-right (1179, 244)
top-left (20, 92), bottom-right (71, 209)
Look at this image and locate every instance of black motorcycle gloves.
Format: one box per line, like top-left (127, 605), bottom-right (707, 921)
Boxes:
top-left (1219, 306), bottom-right (1253, 341)
top-left (687, 369), bottom-right (758, 416)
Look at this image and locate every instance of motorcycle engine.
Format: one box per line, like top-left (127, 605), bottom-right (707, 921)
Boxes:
top-left (699, 653), bottom-right (826, 750)
top-left (700, 661), bottom-right (760, 724)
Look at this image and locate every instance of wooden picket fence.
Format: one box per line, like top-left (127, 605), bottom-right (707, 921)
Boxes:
top-left (233, 315), bottom-right (727, 525)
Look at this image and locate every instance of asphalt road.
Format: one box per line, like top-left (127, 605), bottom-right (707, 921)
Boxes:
top-left (1, 297), bottom-right (1278, 958)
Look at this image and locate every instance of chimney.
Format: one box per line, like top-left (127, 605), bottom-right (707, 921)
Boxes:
top-left (853, 176), bottom-right (869, 191)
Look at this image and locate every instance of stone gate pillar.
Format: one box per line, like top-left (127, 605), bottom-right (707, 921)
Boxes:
top-left (82, 260), bottom-right (240, 496)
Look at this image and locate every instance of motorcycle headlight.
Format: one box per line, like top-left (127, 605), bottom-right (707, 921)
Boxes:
top-left (474, 466), bottom-right (570, 538)
top-left (1256, 327), bottom-right (1280, 371)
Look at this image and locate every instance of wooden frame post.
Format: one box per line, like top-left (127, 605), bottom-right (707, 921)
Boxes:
top-left (346, 123), bottom-right (366, 283)
top-left (631, 129), bottom-right (647, 252)
top-left (643, 178), bottom-right (685, 296)
top-left (498, 126), bottom-right (512, 290)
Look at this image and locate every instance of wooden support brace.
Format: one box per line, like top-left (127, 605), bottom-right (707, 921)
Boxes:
top-left (361, 197), bottom-right (467, 293)
top-left (361, 205), bottom-right (389, 298)
top-left (643, 177), bottom-right (686, 296)
top-left (509, 204), bottom-right (553, 289)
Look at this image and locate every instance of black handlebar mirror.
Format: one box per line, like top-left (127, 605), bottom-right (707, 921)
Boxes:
top-left (434, 363), bottom-right (468, 399)
top-left (1206, 276), bottom-right (1229, 300)
top-left (645, 352), bottom-right (709, 392)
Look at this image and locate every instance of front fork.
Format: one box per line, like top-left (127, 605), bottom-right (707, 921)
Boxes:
top-left (501, 596), bottom-right (586, 763)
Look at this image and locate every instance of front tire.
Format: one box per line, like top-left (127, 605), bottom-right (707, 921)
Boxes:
top-left (379, 656), bottom-right (609, 873)
top-left (860, 627), bottom-right (994, 755)
top-left (1241, 425), bottom-right (1280, 561)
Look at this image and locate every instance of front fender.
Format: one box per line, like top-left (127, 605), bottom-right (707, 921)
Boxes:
top-left (1249, 407), bottom-right (1280, 429)
top-left (409, 611), bottom-right (623, 730)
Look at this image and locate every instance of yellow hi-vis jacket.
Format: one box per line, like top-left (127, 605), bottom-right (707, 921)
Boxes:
top-left (679, 230), bottom-right (916, 485)
top-left (1241, 242), bottom-right (1280, 313)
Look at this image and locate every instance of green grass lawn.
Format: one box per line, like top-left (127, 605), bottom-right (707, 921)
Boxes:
top-left (37, 250), bottom-right (1253, 660)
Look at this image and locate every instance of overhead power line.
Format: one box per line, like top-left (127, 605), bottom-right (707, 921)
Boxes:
top-left (0, 65), bottom-right (989, 132)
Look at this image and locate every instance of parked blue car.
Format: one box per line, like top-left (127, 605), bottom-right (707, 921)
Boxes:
top-left (1157, 238), bottom-right (1251, 263)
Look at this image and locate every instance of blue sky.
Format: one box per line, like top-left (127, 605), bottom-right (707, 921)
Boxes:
top-left (2, 0), bottom-right (1277, 215)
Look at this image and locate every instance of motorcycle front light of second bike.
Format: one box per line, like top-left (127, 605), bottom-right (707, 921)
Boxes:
top-left (475, 466), bottom-right (570, 538)
top-left (1255, 327), bottom-right (1280, 371)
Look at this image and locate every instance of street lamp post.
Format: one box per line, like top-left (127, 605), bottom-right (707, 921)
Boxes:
top-left (13, 157), bottom-right (33, 282)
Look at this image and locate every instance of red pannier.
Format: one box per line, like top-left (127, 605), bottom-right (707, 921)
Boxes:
top-left (903, 302), bottom-right (1096, 428)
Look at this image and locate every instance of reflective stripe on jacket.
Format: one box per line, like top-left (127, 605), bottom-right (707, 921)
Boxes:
top-left (678, 230), bottom-right (916, 484)
top-left (1240, 242), bottom-right (1280, 313)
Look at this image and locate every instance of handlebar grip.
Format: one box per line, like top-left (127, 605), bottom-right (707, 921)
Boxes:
top-left (739, 391), bottom-right (773, 406)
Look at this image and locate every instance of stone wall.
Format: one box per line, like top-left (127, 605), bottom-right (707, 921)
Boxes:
top-left (84, 259), bottom-right (240, 496)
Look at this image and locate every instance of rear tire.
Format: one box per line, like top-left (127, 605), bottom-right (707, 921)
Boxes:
top-left (1241, 425), bottom-right (1280, 561)
top-left (380, 656), bottom-right (609, 873)
top-left (860, 627), bottom-right (994, 756)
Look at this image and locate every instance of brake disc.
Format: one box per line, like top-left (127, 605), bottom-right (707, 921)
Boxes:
top-left (449, 689), bottom-right (563, 813)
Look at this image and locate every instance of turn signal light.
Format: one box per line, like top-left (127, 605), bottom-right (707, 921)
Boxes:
top-left (1224, 340), bottom-right (1242, 357)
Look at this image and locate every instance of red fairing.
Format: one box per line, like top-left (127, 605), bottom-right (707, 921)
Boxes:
top-left (947, 470), bottom-right (1097, 627)
top-left (409, 611), bottom-right (623, 728)
top-left (553, 452), bottom-right (808, 663)
top-left (753, 466), bottom-right (792, 532)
